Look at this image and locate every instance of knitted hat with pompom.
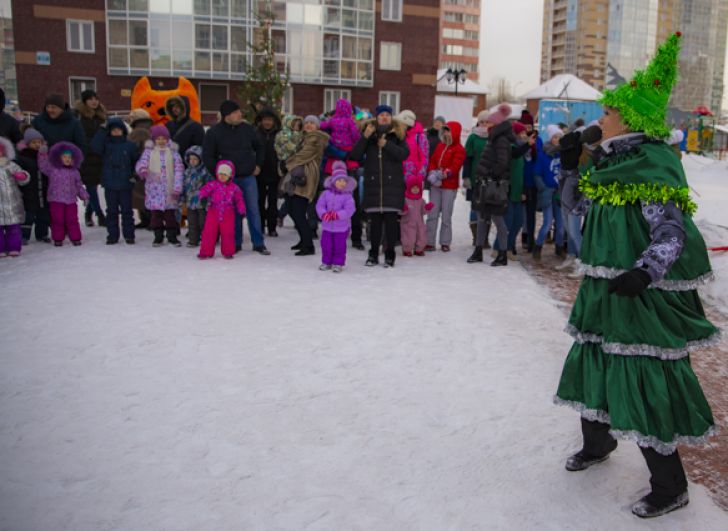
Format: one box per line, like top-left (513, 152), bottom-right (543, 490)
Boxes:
top-left (485, 103), bottom-right (512, 126)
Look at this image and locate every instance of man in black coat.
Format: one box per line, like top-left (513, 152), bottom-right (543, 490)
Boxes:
top-left (350, 104), bottom-right (408, 267)
top-left (203, 99), bottom-right (269, 255)
top-left (0, 88), bottom-right (21, 144)
top-left (31, 93), bottom-right (87, 152)
top-left (164, 95), bottom-right (205, 159)
top-left (254, 107), bottom-right (281, 237)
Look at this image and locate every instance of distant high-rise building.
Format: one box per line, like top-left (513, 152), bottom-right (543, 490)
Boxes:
top-left (440, 0), bottom-right (480, 82)
top-left (541, 0), bottom-right (728, 114)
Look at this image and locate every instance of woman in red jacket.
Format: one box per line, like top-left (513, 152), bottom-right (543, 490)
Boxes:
top-left (425, 121), bottom-right (466, 252)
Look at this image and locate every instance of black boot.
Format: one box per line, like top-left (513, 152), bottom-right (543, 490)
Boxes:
top-left (98, 213), bottom-right (107, 227)
top-left (84, 211), bottom-right (94, 227)
top-left (555, 243), bottom-right (566, 258)
top-left (532, 244), bottom-right (542, 261)
top-left (467, 246), bottom-right (483, 263)
top-left (469, 223), bottom-right (477, 246)
top-left (153, 229), bottom-right (164, 247)
top-left (521, 232), bottom-right (528, 249)
top-left (294, 246), bottom-right (315, 256)
top-left (565, 418), bottom-right (618, 471)
top-left (632, 447), bottom-right (689, 518)
top-left (167, 229), bottom-right (182, 247)
top-left (383, 248), bottom-right (395, 268)
top-left (490, 250), bottom-right (508, 267)
top-left (365, 251), bottom-right (379, 266)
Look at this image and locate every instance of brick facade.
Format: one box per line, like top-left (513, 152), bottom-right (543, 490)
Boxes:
top-left (13, 0), bottom-right (440, 126)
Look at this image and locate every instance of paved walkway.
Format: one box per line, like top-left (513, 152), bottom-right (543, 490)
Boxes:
top-left (516, 246), bottom-right (728, 511)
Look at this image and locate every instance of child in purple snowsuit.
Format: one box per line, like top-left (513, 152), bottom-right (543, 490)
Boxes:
top-left (400, 174), bottom-right (433, 256)
top-left (0, 137), bottom-right (31, 257)
top-left (37, 141), bottom-right (89, 246)
top-left (315, 160), bottom-right (356, 272)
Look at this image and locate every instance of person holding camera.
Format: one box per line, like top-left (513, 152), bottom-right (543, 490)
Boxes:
top-left (349, 105), bottom-right (409, 268)
top-left (282, 115), bottom-right (329, 256)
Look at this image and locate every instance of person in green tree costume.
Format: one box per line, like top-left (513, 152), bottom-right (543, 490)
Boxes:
top-left (554, 32), bottom-right (720, 518)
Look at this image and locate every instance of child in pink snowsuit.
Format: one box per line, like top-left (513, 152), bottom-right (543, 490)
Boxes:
top-left (320, 98), bottom-right (360, 174)
top-left (38, 141), bottom-right (88, 246)
top-left (315, 161), bottom-right (356, 272)
top-left (198, 160), bottom-right (246, 259)
top-left (400, 174), bottom-right (433, 256)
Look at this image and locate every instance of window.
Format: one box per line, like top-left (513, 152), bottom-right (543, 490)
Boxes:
top-left (379, 42), bottom-right (401, 70)
top-left (199, 83), bottom-right (228, 112)
top-left (378, 91), bottom-right (400, 114)
top-left (282, 85), bottom-right (294, 115)
top-left (69, 78), bottom-right (96, 104)
top-left (381, 0), bottom-right (402, 22)
top-left (324, 89), bottom-right (351, 113)
top-left (67, 20), bottom-right (94, 53)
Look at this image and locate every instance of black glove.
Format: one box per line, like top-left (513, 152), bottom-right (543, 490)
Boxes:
top-left (559, 131), bottom-right (582, 170)
top-left (608, 268), bottom-right (652, 297)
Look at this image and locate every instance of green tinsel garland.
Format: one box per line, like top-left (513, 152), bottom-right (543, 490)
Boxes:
top-left (578, 172), bottom-right (697, 215)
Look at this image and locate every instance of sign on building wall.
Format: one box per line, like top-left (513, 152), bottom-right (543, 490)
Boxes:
top-left (36, 51), bottom-right (50, 65)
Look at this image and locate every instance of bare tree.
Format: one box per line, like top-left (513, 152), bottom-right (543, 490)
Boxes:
top-left (491, 78), bottom-right (514, 104)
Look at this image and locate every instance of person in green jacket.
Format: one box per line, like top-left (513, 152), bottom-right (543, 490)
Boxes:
top-left (463, 111), bottom-right (489, 246)
top-left (554, 32), bottom-right (718, 518)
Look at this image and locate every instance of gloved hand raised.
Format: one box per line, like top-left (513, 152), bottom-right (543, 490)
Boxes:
top-left (608, 268), bottom-right (651, 297)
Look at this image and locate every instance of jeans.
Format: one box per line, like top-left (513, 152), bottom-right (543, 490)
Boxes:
top-left (563, 210), bottom-right (583, 258)
top-left (288, 195), bottom-right (313, 249)
top-left (234, 176), bottom-right (264, 248)
top-left (85, 183), bottom-right (104, 217)
top-left (535, 191), bottom-right (564, 247)
top-left (105, 188), bottom-right (135, 241)
top-left (505, 199), bottom-right (524, 252)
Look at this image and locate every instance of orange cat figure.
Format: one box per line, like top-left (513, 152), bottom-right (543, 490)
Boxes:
top-left (131, 76), bottom-right (201, 125)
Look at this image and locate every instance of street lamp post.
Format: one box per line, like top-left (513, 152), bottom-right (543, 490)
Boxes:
top-left (445, 68), bottom-right (467, 96)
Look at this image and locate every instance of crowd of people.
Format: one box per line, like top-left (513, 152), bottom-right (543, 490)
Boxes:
top-left (0, 86), bottom-right (593, 273)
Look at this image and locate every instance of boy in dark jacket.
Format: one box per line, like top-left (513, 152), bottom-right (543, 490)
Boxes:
top-left (254, 107), bottom-right (281, 237)
top-left (90, 117), bottom-right (139, 245)
top-left (15, 128), bottom-right (51, 243)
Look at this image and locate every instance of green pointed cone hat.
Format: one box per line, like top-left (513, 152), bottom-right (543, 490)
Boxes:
top-left (599, 32), bottom-right (682, 138)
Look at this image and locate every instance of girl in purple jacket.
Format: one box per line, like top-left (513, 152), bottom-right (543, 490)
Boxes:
top-left (38, 142), bottom-right (89, 246)
top-left (315, 161), bottom-right (356, 272)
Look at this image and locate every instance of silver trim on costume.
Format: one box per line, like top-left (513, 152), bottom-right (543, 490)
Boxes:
top-left (574, 260), bottom-right (715, 291)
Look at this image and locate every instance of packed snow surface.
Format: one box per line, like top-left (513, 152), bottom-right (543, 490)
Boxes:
top-left (1, 158), bottom-right (727, 530)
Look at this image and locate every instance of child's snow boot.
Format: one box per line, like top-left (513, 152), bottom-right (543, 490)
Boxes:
top-left (153, 229), bottom-right (164, 247)
top-left (167, 229), bottom-right (182, 247)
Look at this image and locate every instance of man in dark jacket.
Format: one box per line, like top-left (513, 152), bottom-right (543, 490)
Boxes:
top-left (254, 107), bottom-right (281, 237)
top-left (32, 94), bottom-right (87, 152)
top-left (350, 104), bottom-right (409, 267)
top-left (203, 99), bottom-right (269, 255)
top-left (0, 88), bottom-right (21, 144)
top-left (164, 95), bottom-right (205, 160)
top-left (90, 117), bottom-right (139, 245)
top-left (427, 115), bottom-right (445, 158)
top-left (74, 89), bottom-right (107, 227)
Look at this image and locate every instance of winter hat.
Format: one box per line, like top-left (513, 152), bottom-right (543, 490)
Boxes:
top-left (44, 93), bottom-right (65, 109)
top-left (405, 174), bottom-right (424, 200)
top-left (375, 104), bottom-right (393, 117)
top-left (303, 115), bottom-right (320, 127)
top-left (81, 89), bottom-right (98, 103)
top-left (150, 124), bottom-right (170, 141)
top-left (22, 128), bottom-right (44, 143)
top-left (331, 160), bottom-right (348, 181)
top-left (476, 110), bottom-right (490, 123)
top-left (219, 99), bottom-right (241, 118)
top-left (599, 32), bottom-right (682, 138)
top-left (434, 115), bottom-right (446, 124)
top-left (512, 121), bottom-right (526, 135)
top-left (324, 161), bottom-right (357, 192)
top-left (546, 124), bottom-right (563, 140)
top-left (486, 103), bottom-right (512, 126)
top-left (107, 117), bottom-right (126, 133)
top-left (128, 108), bottom-right (152, 127)
top-left (520, 110), bottom-right (534, 126)
top-left (396, 109), bottom-right (416, 128)
top-left (216, 160), bottom-right (235, 177)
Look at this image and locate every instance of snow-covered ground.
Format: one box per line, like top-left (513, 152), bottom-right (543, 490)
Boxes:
top-left (1, 163), bottom-right (727, 530)
top-left (684, 154), bottom-right (728, 315)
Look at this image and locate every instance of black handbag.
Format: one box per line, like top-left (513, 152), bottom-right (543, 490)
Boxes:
top-left (290, 166), bottom-right (307, 187)
top-left (479, 178), bottom-right (509, 206)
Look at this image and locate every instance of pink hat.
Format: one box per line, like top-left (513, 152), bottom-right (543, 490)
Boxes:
top-left (150, 125), bottom-right (170, 141)
top-left (486, 103), bottom-right (512, 126)
top-left (512, 121), bottom-right (526, 135)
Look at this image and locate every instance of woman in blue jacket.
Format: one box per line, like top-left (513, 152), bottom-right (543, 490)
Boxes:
top-left (533, 125), bottom-right (564, 260)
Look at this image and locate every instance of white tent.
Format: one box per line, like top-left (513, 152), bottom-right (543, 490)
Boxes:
top-left (436, 69), bottom-right (490, 95)
top-left (519, 74), bottom-right (602, 101)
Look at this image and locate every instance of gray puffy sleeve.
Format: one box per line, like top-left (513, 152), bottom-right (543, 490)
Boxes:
top-left (559, 168), bottom-right (590, 216)
top-left (634, 200), bottom-right (686, 282)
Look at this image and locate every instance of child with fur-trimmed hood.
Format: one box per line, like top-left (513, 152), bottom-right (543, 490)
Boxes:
top-left (315, 160), bottom-right (356, 271)
top-left (38, 141), bottom-right (88, 246)
top-left (135, 125), bottom-right (185, 247)
top-left (0, 137), bottom-right (31, 256)
top-left (182, 145), bottom-right (212, 247)
top-left (198, 160), bottom-right (246, 259)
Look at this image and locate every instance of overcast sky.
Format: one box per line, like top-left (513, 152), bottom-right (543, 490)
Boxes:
top-left (479, 0), bottom-right (728, 111)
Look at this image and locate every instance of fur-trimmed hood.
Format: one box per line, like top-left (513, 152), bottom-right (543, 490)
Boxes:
top-left (184, 145), bottom-right (203, 166)
top-left (359, 118), bottom-right (406, 141)
top-left (215, 159), bottom-right (236, 177)
top-left (0, 136), bottom-right (16, 160)
top-left (48, 141), bottom-right (84, 169)
top-left (74, 99), bottom-right (107, 121)
top-left (323, 173), bottom-right (357, 193)
top-left (165, 95), bottom-right (189, 123)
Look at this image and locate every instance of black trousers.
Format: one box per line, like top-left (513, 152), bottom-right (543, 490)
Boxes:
top-left (257, 176), bottom-right (278, 233)
top-left (581, 419), bottom-right (687, 501)
top-left (22, 206), bottom-right (50, 240)
top-left (105, 188), bottom-right (135, 241)
top-left (150, 209), bottom-right (179, 239)
top-left (288, 195), bottom-right (313, 249)
top-left (350, 183), bottom-right (363, 244)
top-left (523, 185), bottom-right (538, 247)
top-left (369, 211), bottom-right (398, 257)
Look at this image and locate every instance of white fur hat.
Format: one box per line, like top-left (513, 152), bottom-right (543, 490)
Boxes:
top-left (546, 124), bottom-right (564, 140)
top-left (396, 109), bottom-right (416, 127)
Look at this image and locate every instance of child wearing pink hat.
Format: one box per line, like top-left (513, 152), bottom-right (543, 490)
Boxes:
top-left (135, 125), bottom-right (184, 246)
top-left (315, 160), bottom-right (356, 272)
top-left (198, 160), bottom-right (246, 259)
top-left (400, 174), bottom-right (433, 256)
